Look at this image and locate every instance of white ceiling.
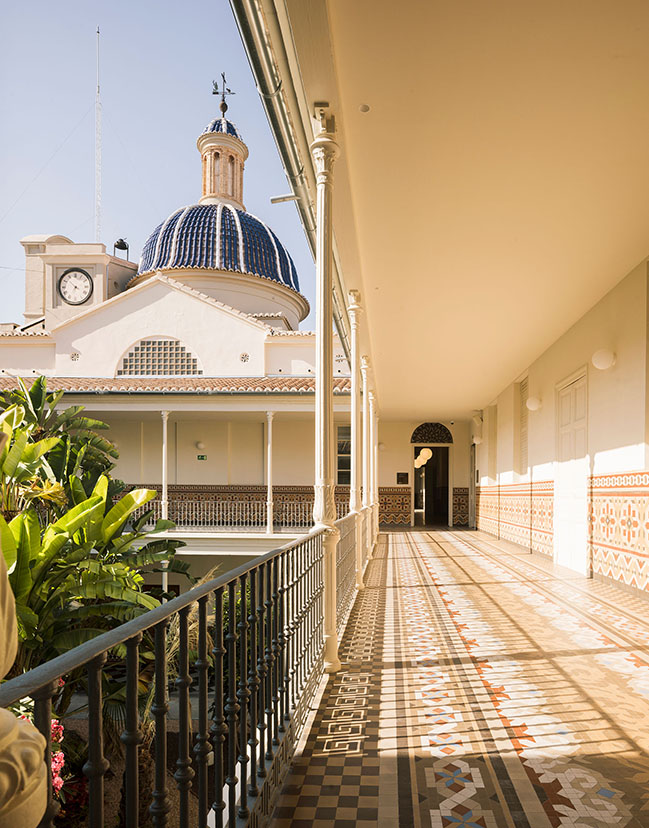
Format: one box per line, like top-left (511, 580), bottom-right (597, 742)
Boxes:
top-left (281, 0), bottom-right (649, 420)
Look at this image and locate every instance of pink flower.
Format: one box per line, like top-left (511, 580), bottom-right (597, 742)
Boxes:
top-left (52, 774), bottom-right (64, 793)
top-left (51, 751), bottom-right (65, 774)
top-left (50, 720), bottom-right (64, 743)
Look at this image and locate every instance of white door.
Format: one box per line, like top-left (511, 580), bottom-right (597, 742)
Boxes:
top-left (554, 375), bottom-right (589, 573)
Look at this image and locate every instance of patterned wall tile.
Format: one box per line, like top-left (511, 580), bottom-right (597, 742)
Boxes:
top-left (452, 487), bottom-right (469, 526)
top-left (590, 473), bottom-right (649, 593)
top-left (379, 487), bottom-right (411, 525)
top-left (476, 481), bottom-right (553, 557)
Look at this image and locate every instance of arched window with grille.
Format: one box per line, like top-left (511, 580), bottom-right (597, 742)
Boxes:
top-left (116, 338), bottom-right (203, 376)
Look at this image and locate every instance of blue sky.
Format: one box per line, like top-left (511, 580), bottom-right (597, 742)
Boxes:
top-left (0, 0), bottom-right (314, 326)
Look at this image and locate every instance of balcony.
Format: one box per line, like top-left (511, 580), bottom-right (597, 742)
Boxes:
top-left (5, 523), bottom-right (649, 827)
top-left (0, 508), bottom-right (375, 828)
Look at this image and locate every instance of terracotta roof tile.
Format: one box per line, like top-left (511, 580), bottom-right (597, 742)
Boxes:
top-left (0, 376), bottom-right (350, 394)
top-left (0, 330), bottom-right (51, 337)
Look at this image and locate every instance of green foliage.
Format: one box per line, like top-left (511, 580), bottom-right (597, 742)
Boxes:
top-left (0, 377), bottom-right (121, 511)
top-left (1, 475), bottom-right (188, 674)
top-left (0, 378), bottom-right (190, 678)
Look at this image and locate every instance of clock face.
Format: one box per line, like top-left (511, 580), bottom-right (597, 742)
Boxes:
top-left (58, 269), bottom-right (93, 305)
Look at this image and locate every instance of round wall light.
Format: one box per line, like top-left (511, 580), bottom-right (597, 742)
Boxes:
top-left (419, 448), bottom-right (432, 461)
top-left (526, 397), bottom-right (542, 412)
top-left (591, 349), bottom-right (616, 371)
top-left (196, 441), bottom-right (205, 450)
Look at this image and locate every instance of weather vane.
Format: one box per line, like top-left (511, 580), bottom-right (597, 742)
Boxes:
top-left (212, 72), bottom-right (235, 116)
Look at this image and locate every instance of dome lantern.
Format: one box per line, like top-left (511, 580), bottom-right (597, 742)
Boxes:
top-left (197, 74), bottom-right (248, 209)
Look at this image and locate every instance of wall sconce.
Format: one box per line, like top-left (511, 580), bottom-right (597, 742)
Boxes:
top-left (378, 442), bottom-right (386, 452)
top-left (591, 349), bottom-right (616, 371)
top-left (419, 448), bottom-right (432, 461)
top-left (526, 397), bottom-right (542, 412)
top-left (196, 441), bottom-right (205, 450)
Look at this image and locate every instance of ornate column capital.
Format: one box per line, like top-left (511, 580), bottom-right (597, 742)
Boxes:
top-left (310, 132), bottom-right (340, 184)
top-left (348, 290), bottom-right (362, 313)
top-left (266, 410), bottom-right (274, 423)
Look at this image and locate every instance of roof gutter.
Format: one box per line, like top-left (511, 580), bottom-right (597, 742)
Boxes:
top-left (229, 0), bottom-right (351, 363)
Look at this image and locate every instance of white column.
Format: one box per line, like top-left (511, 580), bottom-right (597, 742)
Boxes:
top-left (369, 391), bottom-right (378, 546)
top-left (361, 356), bottom-right (371, 559)
top-left (348, 291), bottom-right (364, 589)
top-left (373, 404), bottom-right (380, 543)
top-left (161, 410), bottom-right (170, 594)
top-left (266, 411), bottom-right (274, 534)
top-left (361, 356), bottom-right (370, 510)
top-left (311, 123), bottom-right (341, 674)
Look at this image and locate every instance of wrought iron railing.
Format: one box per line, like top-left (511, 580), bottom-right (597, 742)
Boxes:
top-left (143, 499), bottom-right (268, 530)
top-left (138, 498), bottom-right (349, 532)
top-left (0, 526), bottom-right (335, 828)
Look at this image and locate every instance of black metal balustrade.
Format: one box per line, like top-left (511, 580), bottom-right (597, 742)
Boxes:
top-left (136, 499), bottom-right (349, 532)
top-left (0, 525), bottom-right (341, 828)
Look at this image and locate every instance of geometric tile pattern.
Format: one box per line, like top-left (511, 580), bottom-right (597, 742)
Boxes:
top-left (378, 486), bottom-right (411, 525)
top-left (480, 472), bottom-right (649, 595)
top-left (452, 487), bottom-right (469, 526)
top-left (476, 480), bottom-right (554, 556)
top-left (270, 528), bottom-right (649, 827)
top-left (590, 472), bottom-right (649, 594)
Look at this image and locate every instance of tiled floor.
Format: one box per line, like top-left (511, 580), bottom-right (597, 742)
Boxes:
top-left (269, 529), bottom-right (649, 827)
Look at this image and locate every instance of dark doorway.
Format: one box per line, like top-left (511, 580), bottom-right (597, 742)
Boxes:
top-left (413, 446), bottom-right (449, 526)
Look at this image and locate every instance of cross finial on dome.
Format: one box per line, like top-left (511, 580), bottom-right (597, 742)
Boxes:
top-left (212, 71), bottom-right (235, 116)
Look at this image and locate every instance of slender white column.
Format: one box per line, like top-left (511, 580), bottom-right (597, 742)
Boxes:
top-left (361, 357), bottom-right (370, 510)
top-left (348, 292), bottom-right (362, 515)
top-left (373, 405), bottom-right (380, 543)
top-left (369, 392), bottom-right (378, 546)
top-left (348, 291), bottom-right (364, 589)
top-left (311, 124), bottom-right (341, 673)
top-left (266, 411), bottom-right (274, 534)
top-left (160, 410), bottom-right (170, 594)
top-left (361, 356), bottom-right (371, 559)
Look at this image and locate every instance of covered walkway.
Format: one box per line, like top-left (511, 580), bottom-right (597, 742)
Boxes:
top-left (271, 530), bottom-right (649, 827)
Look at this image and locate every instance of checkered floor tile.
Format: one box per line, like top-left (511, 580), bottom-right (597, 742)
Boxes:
top-left (269, 529), bottom-right (649, 828)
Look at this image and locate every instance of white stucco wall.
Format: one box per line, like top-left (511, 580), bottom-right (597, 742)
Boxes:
top-left (478, 261), bottom-right (649, 484)
top-left (104, 414), bottom-right (316, 487)
top-left (51, 281), bottom-right (268, 378)
top-left (265, 337), bottom-right (349, 377)
top-left (0, 344), bottom-right (55, 373)
top-left (272, 419), bottom-right (315, 485)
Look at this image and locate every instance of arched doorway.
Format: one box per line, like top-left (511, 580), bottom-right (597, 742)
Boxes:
top-left (411, 423), bottom-right (452, 527)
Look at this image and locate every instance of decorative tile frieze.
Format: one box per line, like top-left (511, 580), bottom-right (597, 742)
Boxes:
top-left (378, 486), bottom-right (411, 525)
top-left (452, 487), bottom-right (469, 526)
top-left (590, 473), bottom-right (649, 594)
top-left (476, 481), bottom-right (553, 557)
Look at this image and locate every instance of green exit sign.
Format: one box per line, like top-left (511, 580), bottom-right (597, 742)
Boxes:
top-left (197, 454), bottom-right (207, 461)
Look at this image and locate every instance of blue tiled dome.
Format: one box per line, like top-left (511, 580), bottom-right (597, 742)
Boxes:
top-left (202, 117), bottom-right (242, 140)
top-left (137, 204), bottom-right (300, 292)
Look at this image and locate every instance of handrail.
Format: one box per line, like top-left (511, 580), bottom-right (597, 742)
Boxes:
top-left (0, 525), bottom-right (325, 707)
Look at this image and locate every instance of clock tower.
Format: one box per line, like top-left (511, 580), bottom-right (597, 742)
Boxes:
top-left (20, 235), bottom-right (138, 327)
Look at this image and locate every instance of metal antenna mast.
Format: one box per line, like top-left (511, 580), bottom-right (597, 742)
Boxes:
top-left (95, 25), bottom-right (102, 243)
